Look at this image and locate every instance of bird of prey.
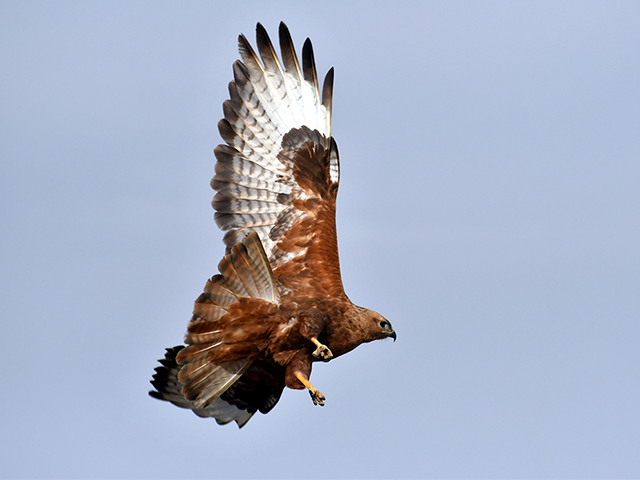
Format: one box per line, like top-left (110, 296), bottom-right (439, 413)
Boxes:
top-left (149, 22), bottom-right (395, 428)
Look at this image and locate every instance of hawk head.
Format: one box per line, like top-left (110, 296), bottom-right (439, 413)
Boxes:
top-left (356, 306), bottom-right (396, 343)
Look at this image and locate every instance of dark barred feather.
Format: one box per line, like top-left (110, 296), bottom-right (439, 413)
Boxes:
top-left (211, 22), bottom-right (335, 262)
top-left (150, 346), bottom-right (284, 428)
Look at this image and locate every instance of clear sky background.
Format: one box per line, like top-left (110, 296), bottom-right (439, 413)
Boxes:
top-left (1, 1), bottom-right (639, 478)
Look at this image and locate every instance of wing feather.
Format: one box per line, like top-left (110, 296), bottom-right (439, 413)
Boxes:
top-left (278, 22), bottom-right (302, 80)
top-left (211, 23), bottom-right (343, 297)
top-left (322, 68), bottom-right (334, 137)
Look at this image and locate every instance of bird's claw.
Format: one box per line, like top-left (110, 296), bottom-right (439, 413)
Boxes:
top-left (312, 344), bottom-right (333, 362)
top-left (309, 388), bottom-right (326, 406)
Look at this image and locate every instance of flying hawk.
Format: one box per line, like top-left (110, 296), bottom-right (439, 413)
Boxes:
top-left (149, 22), bottom-right (395, 428)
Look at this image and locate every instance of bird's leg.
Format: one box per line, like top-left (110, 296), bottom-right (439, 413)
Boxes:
top-left (310, 337), bottom-right (333, 361)
top-left (295, 372), bottom-right (326, 406)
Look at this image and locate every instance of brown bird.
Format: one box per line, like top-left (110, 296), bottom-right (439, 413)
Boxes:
top-left (149, 22), bottom-right (395, 427)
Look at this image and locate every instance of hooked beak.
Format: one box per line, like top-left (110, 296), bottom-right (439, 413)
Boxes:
top-left (389, 330), bottom-right (397, 342)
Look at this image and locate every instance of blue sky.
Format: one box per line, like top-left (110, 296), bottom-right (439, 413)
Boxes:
top-left (1, 1), bottom-right (639, 478)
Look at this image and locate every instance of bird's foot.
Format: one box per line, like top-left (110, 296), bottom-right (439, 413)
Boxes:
top-left (311, 339), bottom-right (333, 362)
top-left (294, 372), bottom-right (326, 407)
top-left (309, 387), bottom-right (326, 406)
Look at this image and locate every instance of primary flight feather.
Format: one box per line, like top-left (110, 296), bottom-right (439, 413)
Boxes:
top-left (150, 22), bottom-right (395, 428)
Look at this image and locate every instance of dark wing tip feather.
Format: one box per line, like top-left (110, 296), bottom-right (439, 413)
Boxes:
top-left (302, 38), bottom-right (320, 99)
top-left (255, 23), bottom-right (280, 73)
top-left (237, 34), bottom-right (253, 60)
top-left (217, 119), bottom-right (236, 146)
top-left (238, 33), bottom-right (264, 78)
top-left (232, 59), bottom-right (250, 88)
top-left (214, 211), bottom-right (237, 231)
top-left (322, 67), bottom-right (334, 112)
top-left (330, 137), bottom-right (339, 155)
top-left (278, 22), bottom-right (301, 78)
top-left (255, 23), bottom-right (269, 55)
top-left (222, 99), bottom-right (236, 124)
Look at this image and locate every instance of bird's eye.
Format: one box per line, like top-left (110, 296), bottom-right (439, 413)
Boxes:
top-left (379, 320), bottom-right (389, 329)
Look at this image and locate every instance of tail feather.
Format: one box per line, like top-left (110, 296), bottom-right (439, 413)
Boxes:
top-left (218, 243), bottom-right (260, 298)
top-left (149, 346), bottom-right (254, 427)
top-left (241, 231), bottom-right (279, 303)
top-left (149, 347), bottom-right (192, 409)
top-left (181, 359), bottom-right (251, 409)
top-left (174, 232), bottom-right (279, 409)
top-left (149, 346), bottom-right (285, 428)
top-left (192, 359), bottom-right (251, 409)
top-left (202, 276), bottom-right (237, 307)
top-left (191, 303), bottom-right (228, 323)
top-left (184, 319), bottom-right (222, 344)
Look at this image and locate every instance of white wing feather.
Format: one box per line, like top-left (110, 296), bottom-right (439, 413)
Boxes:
top-left (212, 22), bottom-right (335, 262)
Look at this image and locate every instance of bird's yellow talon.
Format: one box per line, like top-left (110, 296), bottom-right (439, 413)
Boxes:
top-left (296, 372), bottom-right (326, 406)
top-left (309, 388), bottom-right (326, 406)
top-left (311, 338), bottom-right (333, 361)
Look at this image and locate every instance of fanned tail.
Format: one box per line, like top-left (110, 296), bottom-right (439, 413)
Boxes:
top-left (150, 232), bottom-right (282, 421)
top-left (149, 346), bottom-right (255, 427)
top-left (150, 346), bottom-right (285, 428)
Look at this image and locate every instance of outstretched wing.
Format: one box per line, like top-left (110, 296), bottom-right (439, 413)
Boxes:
top-left (211, 22), bottom-right (344, 298)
